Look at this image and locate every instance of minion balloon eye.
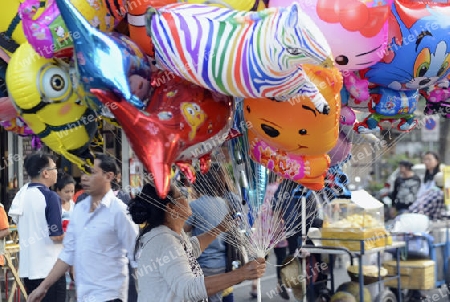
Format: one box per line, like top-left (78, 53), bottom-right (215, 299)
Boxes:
top-left (39, 65), bottom-right (71, 101)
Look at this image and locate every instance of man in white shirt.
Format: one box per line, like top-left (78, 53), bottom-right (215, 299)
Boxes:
top-left (8, 153), bottom-right (65, 301)
top-left (28, 154), bottom-right (139, 302)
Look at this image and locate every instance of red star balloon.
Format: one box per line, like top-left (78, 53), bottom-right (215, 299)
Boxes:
top-left (91, 72), bottom-right (234, 198)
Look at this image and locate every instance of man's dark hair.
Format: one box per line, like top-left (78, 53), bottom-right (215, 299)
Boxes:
top-left (95, 154), bottom-right (118, 175)
top-left (399, 160), bottom-right (414, 170)
top-left (24, 153), bottom-right (55, 179)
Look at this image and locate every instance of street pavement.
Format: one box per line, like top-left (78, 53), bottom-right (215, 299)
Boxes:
top-left (232, 252), bottom-right (351, 302)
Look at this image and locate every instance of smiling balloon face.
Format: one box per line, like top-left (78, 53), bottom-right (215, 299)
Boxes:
top-left (270, 0), bottom-right (392, 71)
top-left (243, 65), bottom-right (341, 156)
top-left (6, 43), bottom-right (97, 171)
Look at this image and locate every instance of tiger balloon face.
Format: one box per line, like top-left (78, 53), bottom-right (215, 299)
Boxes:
top-left (6, 43), bottom-right (97, 170)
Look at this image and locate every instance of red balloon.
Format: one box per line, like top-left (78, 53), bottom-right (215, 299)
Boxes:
top-left (339, 2), bottom-right (369, 32)
top-left (92, 73), bottom-right (234, 198)
top-left (317, 0), bottom-right (341, 23)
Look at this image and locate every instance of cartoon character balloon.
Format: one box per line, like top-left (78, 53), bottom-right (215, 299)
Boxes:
top-left (6, 43), bottom-right (98, 171)
top-left (243, 65), bottom-right (341, 190)
top-left (270, 0), bottom-right (392, 71)
top-left (122, 0), bottom-right (266, 58)
top-left (354, 87), bottom-right (418, 133)
top-left (0, 0), bottom-right (47, 57)
top-left (20, 0), bottom-right (114, 58)
top-left (145, 3), bottom-right (334, 113)
top-left (56, 0), bottom-right (152, 113)
top-left (364, 0), bottom-right (450, 90)
top-left (91, 72), bottom-right (235, 198)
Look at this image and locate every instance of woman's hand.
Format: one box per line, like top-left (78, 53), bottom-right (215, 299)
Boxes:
top-left (240, 257), bottom-right (266, 280)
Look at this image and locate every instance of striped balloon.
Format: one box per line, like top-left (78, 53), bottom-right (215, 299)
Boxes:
top-left (146, 3), bottom-right (334, 113)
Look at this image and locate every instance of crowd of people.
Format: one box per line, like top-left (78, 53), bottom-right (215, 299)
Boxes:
top-left (8, 150), bottom-right (443, 301)
top-left (389, 151), bottom-right (446, 221)
top-left (5, 152), bottom-right (267, 302)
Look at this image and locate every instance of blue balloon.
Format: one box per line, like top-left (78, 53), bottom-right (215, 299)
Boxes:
top-left (56, 0), bottom-right (151, 111)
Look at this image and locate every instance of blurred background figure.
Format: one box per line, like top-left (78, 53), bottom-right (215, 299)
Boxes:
top-left (409, 172), bottom-right (445, 221)
top-left (389, 160), bottom-right (421, 218)
top-left (417, 151), bottom-right (442, 198)
top-left (55, 173), bottom-right (76, 302)
top-left (184, 165), bottom-right (230, 302)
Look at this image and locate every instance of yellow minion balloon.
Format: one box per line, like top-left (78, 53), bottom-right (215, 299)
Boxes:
top-left (6, 43), bottom-right (97, 171)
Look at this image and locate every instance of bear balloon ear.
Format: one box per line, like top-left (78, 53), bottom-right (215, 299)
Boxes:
top-left (285, 3), bottom-right (299, 28)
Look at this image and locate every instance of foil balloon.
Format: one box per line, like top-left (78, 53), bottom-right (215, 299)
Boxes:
top-left (422, 87), bottom-right (450, 118)
top-left (56, 0), bottom-right (152, 112)
top-left (328, 131), bottom-right (352, 167)
top-left (321, 157), bottom-right (352, 200)
top-left (124, 0), bottom-right (265, 58)
top-left (354, 87), bottom-right (418, 133)
top-left (145, 3), bottom-right (334, 113)
top-left (270, 0), bottom-right (392, 71)
top-left (364, 0), bottom-right (450, 90)
top-left (0, 117), bottom-right (34, 136)
top-left (20, 0), bottom-right (114, 59)
top-left (0, 92), bottom-right (18, 123)
top-left (0, 0), bottom-right (47, 57)
top-left (243, 65), bottom-right (342, 190)
top-left (91, 72), bottom-right (234, 198)
top-left (6, 43), bottom-right (98, 172)
top-left (343, 71), bottom-right (369, 102)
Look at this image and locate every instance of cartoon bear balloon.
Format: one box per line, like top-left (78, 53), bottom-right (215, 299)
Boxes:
top-left (243, 65), bottom-right (341, 191)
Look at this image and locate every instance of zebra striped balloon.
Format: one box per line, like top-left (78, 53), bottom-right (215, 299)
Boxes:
top-left (146, 3), bottom-right (334, 114)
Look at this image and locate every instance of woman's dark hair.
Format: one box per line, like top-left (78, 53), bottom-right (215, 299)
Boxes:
top-left (56, 174), bottom-right (76, 191)
top-left (24, 153), bottom-right (55, 179)
top-left (128, 183), bottom-right (177, 259)
top-left (424, 151), bottom-right (441, 183)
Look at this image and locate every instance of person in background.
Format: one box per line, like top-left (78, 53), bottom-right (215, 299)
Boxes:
top-left (56, 174), bottom-right (76, 230)
top-left (417, 151), bottom-right (442, 198)
top-left (128, 182), bottom-right (266, 302)
top-left (55, 174), bottom-right (76, 302)
top-left (112, 171), bottom-right (132, 205)
top-left (409, 172), bottom-right (445, 221)
top-left (389, 161), bottom-right (421, 217)
top-left (74, 172), bottom-right (90, 203)
top-left (8, 153), bottom-right (65, 302)
top-left (184, 166), bottom-right (230, 302)
top-left (27, 154), bottom-right (139, 302)
top-left (264, 180), bottom-right (290, 300)
top-left (111, 170), bottom-right (137, 302)
top-left (0, 203), bottom-right (10, 268)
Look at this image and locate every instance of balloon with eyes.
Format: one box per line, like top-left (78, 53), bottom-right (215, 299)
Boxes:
top-left (107, 0), bottom-right (266, 58)
top-left (354, 87), bottom-right (418, 133)
top-left (55, 0), bottom-right (152, 114)
top-left (145, 3), bottom-right (334, 114)
top-left (6, 43), bottom-right (98, 172)
top-left (243, 65), bottom-right (341, 191)
top-left (270, 0), bottom-right (392, 71)
top-left (91, 72), bottom-right (235, 199)
top-left (364, 0), bottom-right (450, 91)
